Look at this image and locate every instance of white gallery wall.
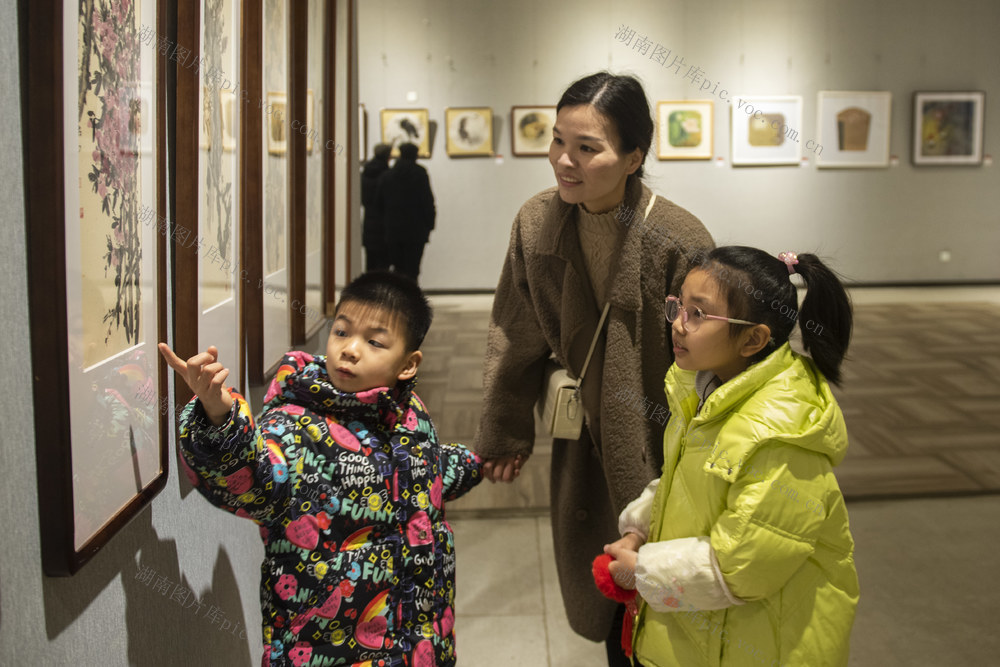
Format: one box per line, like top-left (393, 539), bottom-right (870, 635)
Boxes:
top-left (358, 0), bottom-right (999, 290)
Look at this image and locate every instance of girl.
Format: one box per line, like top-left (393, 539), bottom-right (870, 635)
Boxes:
top-left (604, 246), bottom-right (859, 667)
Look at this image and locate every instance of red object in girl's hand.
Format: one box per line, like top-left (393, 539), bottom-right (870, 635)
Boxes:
top-left (592, 553), bottom-right (638, 657)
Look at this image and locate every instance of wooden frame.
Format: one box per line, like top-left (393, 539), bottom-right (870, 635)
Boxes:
top-left (298, 0), bottom-right (330, 341)
top-left (730, 95), bottom-right (803, 166)
top-left (445, 107), bottom-right (494, 157)
top-left (510, 105), bottom-right (555, 156)
top-left (380, 108), bottom-right (431, 158)
top-left (288, 0), bottom-right (307, 345)
top-left (246, 0), bottom-right (293, 383)
top-left (816, 91), bottom-right (892, 168)
top-left (656, 100), bottom-right (714, 160)
top-left (176, 0), bottom-right (247, 414)
top-left (25, 0), bottom-right (168, 575)
top-left (912, 91), bottom-right (985, 166)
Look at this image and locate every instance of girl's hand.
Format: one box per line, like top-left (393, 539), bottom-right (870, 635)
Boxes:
top-left (604, 534), bottom-right (643, 590)
top-left (481, 454), bottom-right (527, 483)
top-left (158, 343), bottom-right (234, 426)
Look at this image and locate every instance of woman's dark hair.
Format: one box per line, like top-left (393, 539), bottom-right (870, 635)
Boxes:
top-left (557, 71), bottom-right (653, 179)
top-left (335, 271), bottom-right (433, 351)
top-left (697, 246), bottom-right (853, 385)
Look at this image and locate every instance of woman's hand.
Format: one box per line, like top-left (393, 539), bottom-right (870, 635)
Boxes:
top-left (158, 343), bottom-right (234, 426)
top-left (481, 454), bottom-right (527, 483)
top-left (604, 533), bottom-right (645, 590)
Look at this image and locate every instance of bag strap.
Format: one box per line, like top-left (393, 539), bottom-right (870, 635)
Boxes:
top-left (576, 193), bottom-right (657, 387)
top-left (644, 193), bottom-right (657, 219)
top-left (576, 302), bottom-right (611, 386)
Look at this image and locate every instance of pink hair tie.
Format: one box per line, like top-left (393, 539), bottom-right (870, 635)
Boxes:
top-left (778, 252), bottom-right (799, 274)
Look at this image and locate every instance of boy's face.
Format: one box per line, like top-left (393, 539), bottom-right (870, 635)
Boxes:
top-left (326, 301), bottom-right (421, 393)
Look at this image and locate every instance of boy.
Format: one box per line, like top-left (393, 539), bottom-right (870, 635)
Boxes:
top-left (159, 271), bottom-right (482, 667)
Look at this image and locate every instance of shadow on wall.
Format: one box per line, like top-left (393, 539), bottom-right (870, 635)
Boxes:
top-left (41, 506), bottom-right (253, 666)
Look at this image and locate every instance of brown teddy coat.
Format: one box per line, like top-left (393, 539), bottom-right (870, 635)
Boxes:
top-left (475, 177), bottom-right (714, 641)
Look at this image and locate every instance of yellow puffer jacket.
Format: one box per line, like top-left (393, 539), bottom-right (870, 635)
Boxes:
top-left (630, 344), bottom-right (858, 667)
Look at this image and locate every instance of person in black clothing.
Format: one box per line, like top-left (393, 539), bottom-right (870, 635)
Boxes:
top-left (360, 143), bottom-right (393, 271)
top-left (372, 142), bottom-right (436, 283)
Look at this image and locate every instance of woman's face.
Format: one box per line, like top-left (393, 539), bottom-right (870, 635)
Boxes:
top-left (548, 104), bottom-right (642, 214)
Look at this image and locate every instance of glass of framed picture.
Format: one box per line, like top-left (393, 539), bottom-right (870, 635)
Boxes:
top-left (816, 91), bottom-right (892, 168)
top-left (657, 100), bottom-right (714, 160)
top-left (381, 108), bottom-right (431, 158)
top-left (912, 91), bottom-right (985, 166)
top-left (510, 106), bottom-right (555, 156)
top-left (25, 0), bottom-right (168, 575)
top-left (445, 107), bottom-right (494, 156)
top-left (730, 95), bottom-right (803, 166)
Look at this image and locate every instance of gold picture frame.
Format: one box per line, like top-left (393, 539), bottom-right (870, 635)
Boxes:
top-left (380, 108), bottom-right (431, 158)
top-left (445, 107), bottom-right (494, 157)
top-left (510, 106), bottom-right (555, 156)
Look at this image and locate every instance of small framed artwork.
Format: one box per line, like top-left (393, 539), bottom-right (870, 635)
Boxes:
top-left (25, 0), bottom-right (168, 575)
top-left (816, 91), bottom-right (892, 168)
top-left (731, 95), bottom-right (803, 166)
top-left (656, 100), bottom-right (714, 160)
top-left (511, 106), bottom-right (555, 156)
top-left (381, 108), bottom-right (431, 158)
top-left (267, 91), bottom-right (288, 155)
top-left (445, 107), bottom-right (494, 156)
top-left (912, 91), bottom-right (985, 165)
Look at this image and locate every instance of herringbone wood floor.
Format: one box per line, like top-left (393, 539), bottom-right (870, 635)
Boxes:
top-left (417, 299), bottom-right (1000, 511)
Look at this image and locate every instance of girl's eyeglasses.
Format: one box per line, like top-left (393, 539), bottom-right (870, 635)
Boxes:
top-left (665, 296), bottom-right (761, 332)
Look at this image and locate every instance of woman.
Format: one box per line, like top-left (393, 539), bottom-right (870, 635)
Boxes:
top-left (475, 72), bottom-right (715, 665)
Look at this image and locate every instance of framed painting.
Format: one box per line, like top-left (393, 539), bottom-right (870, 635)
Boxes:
top-left (301, 0), bottom-right (329, 341)
top-left (445, 107), bottom-right (494, 156)
top-left (254, 0), bottom-right (292, 381)
top-left (266, 91), bottom-right (288, 155)
top-left (511, 106), bottom-right (555, 156)
top-left (25, 0), bottom-right (168, 575)
top-left (174, 0), bottom-right (246, 425)
top-left (912, 91), bottom-right (985, 165)
top-left (656, 100), bottom-right (714, 160)
top-left (380, 108), bottom-right (431, 158)
top-left (730, 95), bottom-right (803, 166)
top-left (816, 91), bottom-right (892, 168)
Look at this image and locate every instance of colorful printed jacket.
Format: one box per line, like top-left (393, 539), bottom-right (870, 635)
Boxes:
top-left (178, 351), bottom-right (483, 667)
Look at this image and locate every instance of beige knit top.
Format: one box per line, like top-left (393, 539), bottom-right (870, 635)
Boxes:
top-left (576, 205), bottom-right (626, 306)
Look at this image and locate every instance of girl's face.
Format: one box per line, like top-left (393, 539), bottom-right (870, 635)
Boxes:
top-left (548, 104), bottom-right (642, 214)
top-left (671, 269), bottom-right (758, 383)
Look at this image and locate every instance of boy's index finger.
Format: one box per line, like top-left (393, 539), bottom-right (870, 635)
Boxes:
top-left (157, 343), bottom-right (188, 374)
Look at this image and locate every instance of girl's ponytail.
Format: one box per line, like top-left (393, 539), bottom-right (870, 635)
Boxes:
top-left (794, 254), bottom-right (853, 385)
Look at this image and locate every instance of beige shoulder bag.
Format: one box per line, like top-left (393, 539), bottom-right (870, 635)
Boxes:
top-left (534, 194), bottom-right (657, 440)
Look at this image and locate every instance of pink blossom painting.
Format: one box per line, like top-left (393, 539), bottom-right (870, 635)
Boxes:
top-left (78, 0), bottom-right (143, 367)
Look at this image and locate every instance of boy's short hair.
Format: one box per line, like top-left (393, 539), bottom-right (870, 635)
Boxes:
top-left (335, 271), bottom-right (432, 351)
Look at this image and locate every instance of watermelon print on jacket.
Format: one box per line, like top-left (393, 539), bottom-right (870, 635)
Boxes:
top-left (178, 351), bottom-right (483, 667)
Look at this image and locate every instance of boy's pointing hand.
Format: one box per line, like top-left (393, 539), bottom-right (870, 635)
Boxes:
top-left (158, 343), bottom-right (234, 426)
